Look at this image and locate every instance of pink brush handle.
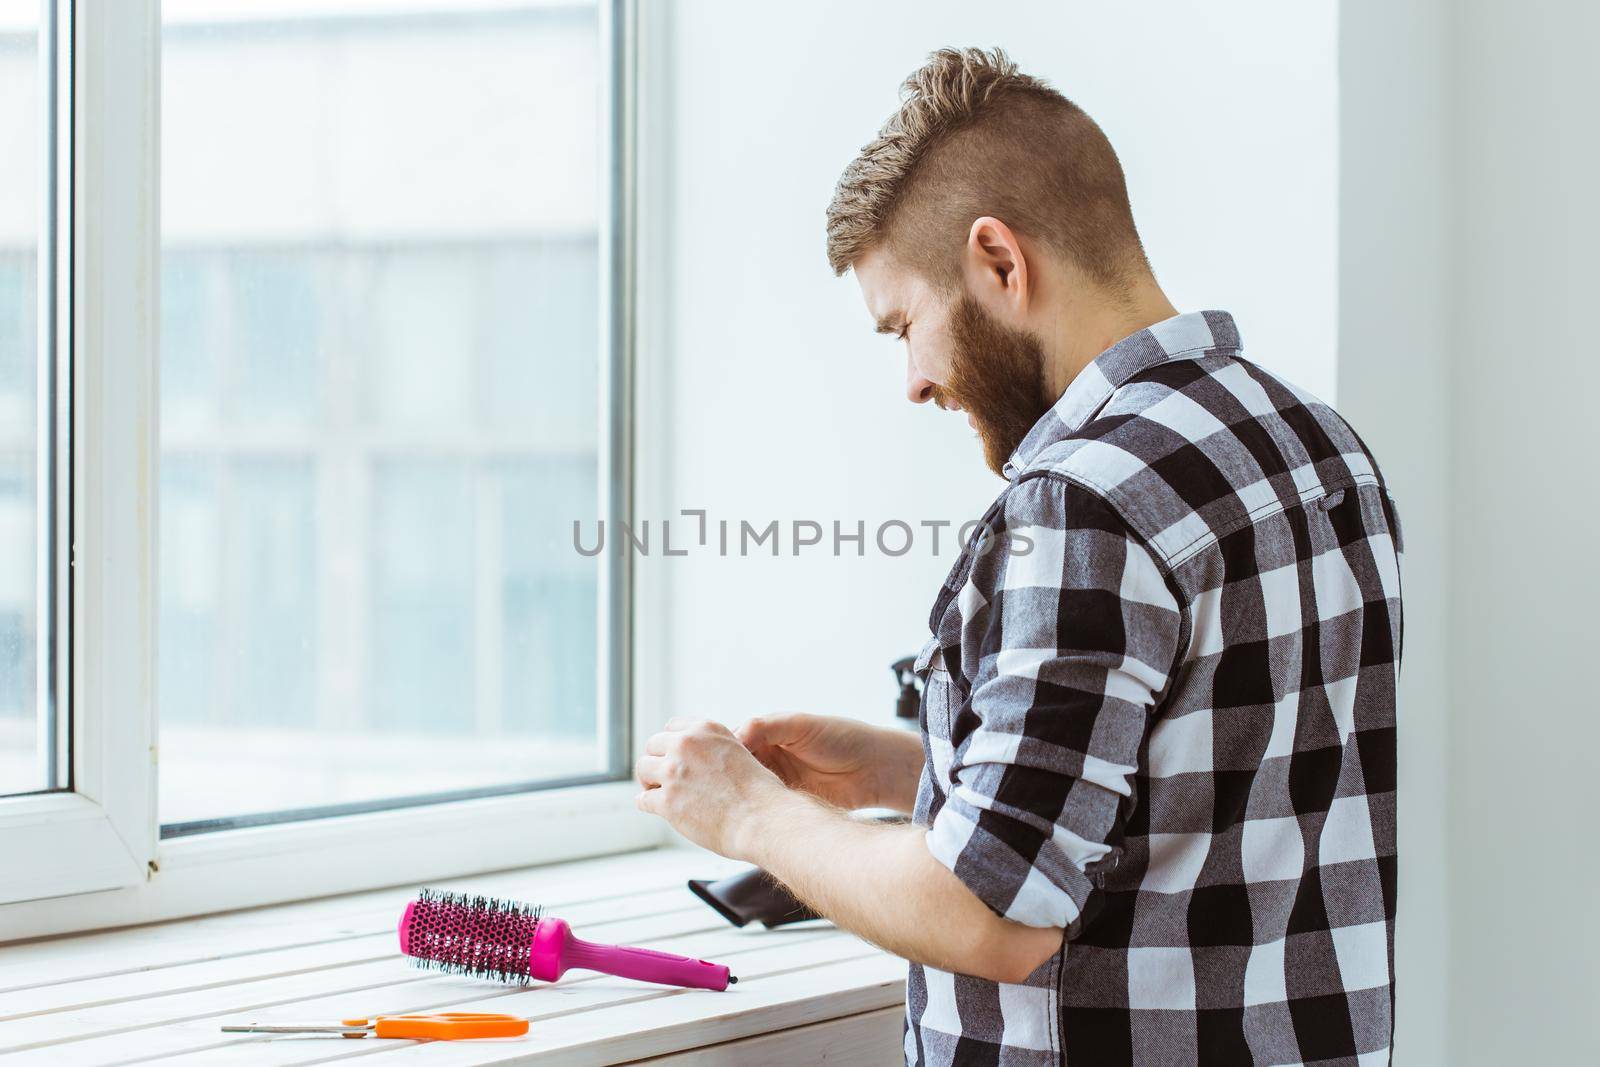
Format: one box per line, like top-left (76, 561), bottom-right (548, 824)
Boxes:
top-left (529, 917), bottom-right (732, 991)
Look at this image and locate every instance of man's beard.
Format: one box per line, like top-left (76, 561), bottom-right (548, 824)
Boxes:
top-left (935, 295), bottom-right (1051, 477)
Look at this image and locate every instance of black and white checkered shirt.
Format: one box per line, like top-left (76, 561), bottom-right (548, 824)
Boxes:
top-left (904, 311), bottom-right (1401, 1066)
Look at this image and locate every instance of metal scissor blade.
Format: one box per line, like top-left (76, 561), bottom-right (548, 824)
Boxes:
top-left (221, 1023), bottom-right (372, 1035)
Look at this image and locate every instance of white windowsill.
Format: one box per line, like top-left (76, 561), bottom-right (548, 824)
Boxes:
top-left (0, 845), bottom-right (907, 1065)
top-left (1, 782), bottom-right (661, 937)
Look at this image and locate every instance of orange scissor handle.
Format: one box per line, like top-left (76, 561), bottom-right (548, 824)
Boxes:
top-left (345, 1013), bottom-right (528, 1040)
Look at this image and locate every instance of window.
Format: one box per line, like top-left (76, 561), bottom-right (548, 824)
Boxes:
top-left (0, 0), bottom-right (644, 927)
top-left (157, 0), bottom-right (630, 830)
top-left (0, 1), bottom-right (44, 800)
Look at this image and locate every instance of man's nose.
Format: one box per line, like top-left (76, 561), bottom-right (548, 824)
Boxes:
top-left (906, 358), bottom-right (937, 405)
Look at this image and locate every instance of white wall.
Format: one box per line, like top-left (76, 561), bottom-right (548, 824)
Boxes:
top-left (637, 0), bottom-right (1340, 740)
top-left (1339, 1), bottom-right (1600, 1062)
top-left (1337, 2), bottom-right (1452, 1062)
top-left (1446, 3), bottom-right (1600, 1062)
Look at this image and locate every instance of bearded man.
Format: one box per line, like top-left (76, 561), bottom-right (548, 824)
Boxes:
top-left (635, 47), bottom-right (1402, 1067)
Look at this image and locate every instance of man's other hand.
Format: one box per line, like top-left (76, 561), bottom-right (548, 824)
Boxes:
top-left (736, 713), bottom-right (923, 813)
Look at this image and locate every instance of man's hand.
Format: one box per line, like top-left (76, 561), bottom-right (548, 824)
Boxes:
top-left (634, 717), bottom-right (787, 860)
top-left (736, 713), bottom-right (924, 812)
top-left (635, 716), bottom-right (1062, 984)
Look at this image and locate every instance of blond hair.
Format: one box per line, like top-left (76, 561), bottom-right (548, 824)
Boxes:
top-left (825, 47), bottom-right (1148, 289)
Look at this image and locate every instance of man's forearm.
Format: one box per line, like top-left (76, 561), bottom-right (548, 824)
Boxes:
top-left (869, 725), bottom-right (927, 812)
top-left (737, 788), bottom-right (1062, 984)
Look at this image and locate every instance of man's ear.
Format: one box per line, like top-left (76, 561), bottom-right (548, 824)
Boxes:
top-left (963, 216), bottom-right (1030, 321)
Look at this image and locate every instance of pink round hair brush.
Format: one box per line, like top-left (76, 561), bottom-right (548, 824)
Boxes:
top-left (398, 888), bottom-right (735, 991)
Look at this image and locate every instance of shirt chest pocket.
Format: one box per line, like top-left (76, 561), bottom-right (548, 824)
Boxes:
top-left (914, 635), bottom-right (958, 791)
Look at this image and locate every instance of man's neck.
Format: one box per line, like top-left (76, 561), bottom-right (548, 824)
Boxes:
top-left (1040, 283), bottom-right (1180, 403)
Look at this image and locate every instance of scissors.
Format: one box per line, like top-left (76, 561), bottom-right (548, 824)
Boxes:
top-left (222, 1012), bottom-right (528, 1040)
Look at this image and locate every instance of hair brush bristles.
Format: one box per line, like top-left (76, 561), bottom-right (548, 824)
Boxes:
top-left (403, 888), bottom-right (544, 983)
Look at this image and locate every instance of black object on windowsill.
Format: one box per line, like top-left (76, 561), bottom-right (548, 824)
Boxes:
top-left (687, 869), bottom-right (821, 928)
top-left (687, 654), bottom-right (922, 928)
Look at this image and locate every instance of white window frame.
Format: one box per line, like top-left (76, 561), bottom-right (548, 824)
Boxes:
top-left (0, 0), bottom-right (663, 942)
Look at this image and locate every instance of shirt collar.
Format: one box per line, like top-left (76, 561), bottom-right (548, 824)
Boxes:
top-left (1002, 309), bottom-right (1242, 480)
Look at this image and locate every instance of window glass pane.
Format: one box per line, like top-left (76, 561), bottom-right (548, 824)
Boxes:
top-left (371, 460), bottom-right (475, 731)
top-left (158, 1), bottom-right (608, 826)
top-left (0, 3), bottom-right (42, 797)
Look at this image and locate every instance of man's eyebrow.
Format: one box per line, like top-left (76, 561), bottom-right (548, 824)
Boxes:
top-left (874, 315), bottom-right (906, 335)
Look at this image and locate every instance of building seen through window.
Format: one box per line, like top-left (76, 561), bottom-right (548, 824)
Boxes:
top-left (154, 0), bottom-right (609, 824)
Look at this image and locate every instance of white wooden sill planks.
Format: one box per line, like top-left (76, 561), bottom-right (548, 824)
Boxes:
top-left (0, 847), bottom-right (908, 1066)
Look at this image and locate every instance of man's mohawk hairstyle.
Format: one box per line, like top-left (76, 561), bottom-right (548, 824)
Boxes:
top-left (825, 47), bottom-right (1147, 288)
top-left (825, 48), bottom-right (1054, 277)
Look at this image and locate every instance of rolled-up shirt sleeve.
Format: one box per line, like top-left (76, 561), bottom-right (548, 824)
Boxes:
top-left (925, 475), bottom-right (1183, 934)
